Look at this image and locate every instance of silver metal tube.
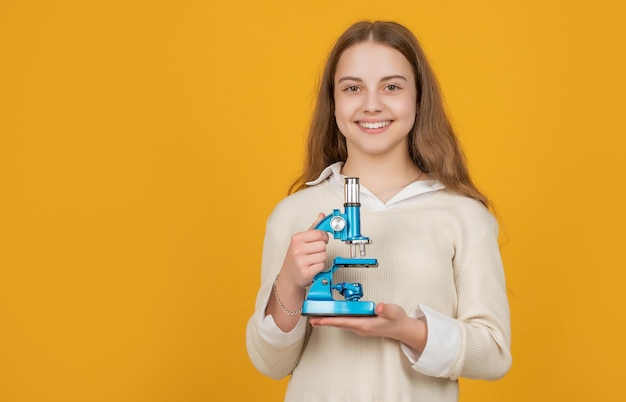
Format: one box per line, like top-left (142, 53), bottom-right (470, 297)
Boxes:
top-left (345, 177), bottom-right (359, 204)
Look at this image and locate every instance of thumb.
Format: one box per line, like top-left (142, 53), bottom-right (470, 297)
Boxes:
top-left (375, 303), bottom-right (406, 320)
top-left (375, 303), bottom-right (386, 316)
top-left (308, 212), bottom-right (326, 230)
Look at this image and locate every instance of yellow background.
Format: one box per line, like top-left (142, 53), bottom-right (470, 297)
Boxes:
top-left (1, 1), bottom-right (625, 401)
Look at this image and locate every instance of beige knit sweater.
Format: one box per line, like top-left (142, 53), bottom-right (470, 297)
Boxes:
top-left (246, 180), bottom-right (511, 401)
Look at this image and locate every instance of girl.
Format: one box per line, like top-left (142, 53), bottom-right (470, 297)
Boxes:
top-left (246, 20), bottom-right (511, 401)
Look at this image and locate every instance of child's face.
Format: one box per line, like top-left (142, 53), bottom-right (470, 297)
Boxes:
top-left (333, 41), bottom-right (417, 161)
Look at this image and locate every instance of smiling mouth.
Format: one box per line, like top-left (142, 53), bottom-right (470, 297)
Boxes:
top-left (358, 121), bottom-right (391, 129)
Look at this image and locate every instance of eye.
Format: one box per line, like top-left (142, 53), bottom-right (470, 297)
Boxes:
top-left (344, 85), bottom-right (360, 93)
top-left (385, 84), bottom-right (400, 91)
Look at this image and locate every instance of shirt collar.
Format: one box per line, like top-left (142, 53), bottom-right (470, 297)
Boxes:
top-left (305, 162), bottom-right (344, 186)
top-left (306, 162), bottom-right (445, 211)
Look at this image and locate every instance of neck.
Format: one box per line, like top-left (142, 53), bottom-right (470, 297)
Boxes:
top-left (341, 155), bottom-right (422, 202)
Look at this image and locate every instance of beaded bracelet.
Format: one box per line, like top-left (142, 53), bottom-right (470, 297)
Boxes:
top-left (273, 275), bottom-right (302, 316)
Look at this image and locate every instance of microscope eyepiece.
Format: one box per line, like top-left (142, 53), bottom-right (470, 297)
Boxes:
top-left (344, 177), bottom-right (360, 206)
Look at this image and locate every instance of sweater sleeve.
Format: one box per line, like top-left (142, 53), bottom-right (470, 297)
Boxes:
top-left (447, 217), bottom-right (512, 380)
top-left (245, 213), bottom-right (309, 380)
top-left (401, 304), bottom-right (462, 377)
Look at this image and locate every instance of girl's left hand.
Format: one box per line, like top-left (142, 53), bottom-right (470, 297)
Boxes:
top-left (308, 303), bottom-right (427, 352)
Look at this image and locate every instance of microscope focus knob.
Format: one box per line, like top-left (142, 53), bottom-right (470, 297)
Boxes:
top-left (330, 216), bottom-right (346, 232)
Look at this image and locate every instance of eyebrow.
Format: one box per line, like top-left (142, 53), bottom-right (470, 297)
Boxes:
top-left (337, 75), bottom-right (409, 83)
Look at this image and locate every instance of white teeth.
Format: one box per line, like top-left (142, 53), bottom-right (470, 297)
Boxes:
top-left (359, 121), bottom-right (390, 129)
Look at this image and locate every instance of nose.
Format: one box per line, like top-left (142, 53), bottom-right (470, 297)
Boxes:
top-left (363, 91), bottom-right (383, 113)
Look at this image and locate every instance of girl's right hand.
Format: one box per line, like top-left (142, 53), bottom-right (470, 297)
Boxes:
top-left (278, 213), bottom-right (329, 289)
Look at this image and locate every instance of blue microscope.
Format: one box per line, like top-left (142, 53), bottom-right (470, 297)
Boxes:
top-left (301, 177), bottom-right (379, 316)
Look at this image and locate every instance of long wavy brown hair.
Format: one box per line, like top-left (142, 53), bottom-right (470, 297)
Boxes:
top-left (289, 20), bottom-right (490, 208)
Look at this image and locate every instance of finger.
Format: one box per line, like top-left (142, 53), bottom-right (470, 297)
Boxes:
top-left (297, 239), bottom-right (328, 255)
top-left (290, 231), bottom-right (328, 250)
top-left (310, 316), bottom-right (361, 328)
top-left (297, 249), bottom-right (326, 264)
top-left (299, 230), bottom-right (329, 244)
top-left (375, 303), bottom-right (405, 321)
top-left (308, 212), bottom-right (326, 230)
top-left (375, 303), bottom-right (385, 316)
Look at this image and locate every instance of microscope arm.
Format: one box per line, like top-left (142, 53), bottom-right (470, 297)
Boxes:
top-left (314, 210), bottom-right (346, 239)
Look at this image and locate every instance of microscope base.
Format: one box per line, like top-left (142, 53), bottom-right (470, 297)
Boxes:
top-left (301, 300), bottom-right (376, 316)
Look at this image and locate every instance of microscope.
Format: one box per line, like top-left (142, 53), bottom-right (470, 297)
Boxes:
top-left (301, 177), bottom-right (379, 316)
